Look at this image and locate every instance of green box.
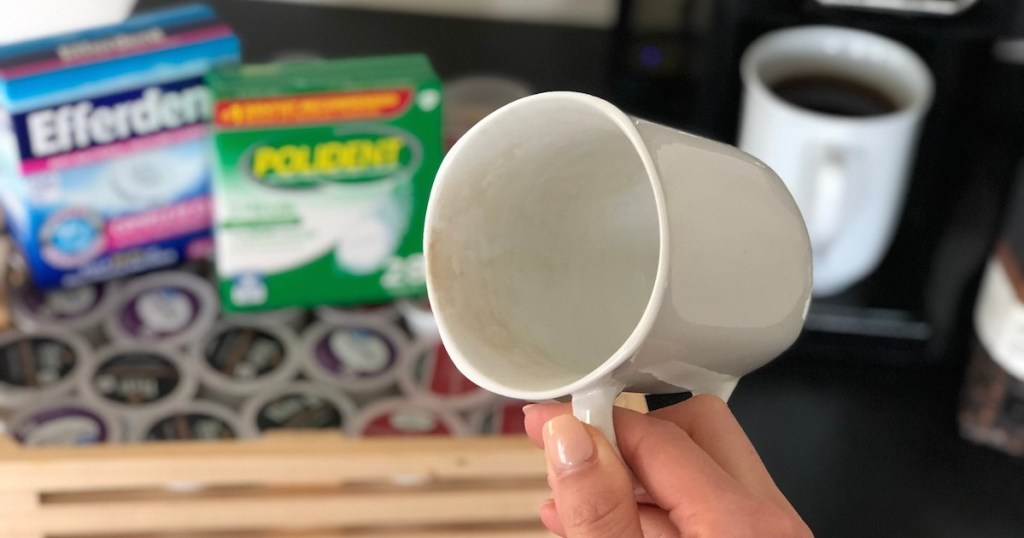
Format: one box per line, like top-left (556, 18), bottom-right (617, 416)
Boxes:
top-left (207, 54), bottom-right (441, 311)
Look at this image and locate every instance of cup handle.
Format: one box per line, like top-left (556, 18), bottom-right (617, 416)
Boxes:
top-left (805, 147), bottom-right (848, 250)
top-left (571, 381), bottom-right (627, 453)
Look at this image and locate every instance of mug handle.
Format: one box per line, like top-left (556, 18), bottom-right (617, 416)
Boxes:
top-left (805, 147), bottom-right (848, 250)
top-left (571, 381), bottom-right (627, 453)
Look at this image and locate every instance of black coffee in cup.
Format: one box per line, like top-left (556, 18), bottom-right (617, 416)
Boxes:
top-left (769, 75), bottom-right (898, 117)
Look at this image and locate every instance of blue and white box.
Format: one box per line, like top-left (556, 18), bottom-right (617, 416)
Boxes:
top-left (0, 4), bottom-right (239, 288)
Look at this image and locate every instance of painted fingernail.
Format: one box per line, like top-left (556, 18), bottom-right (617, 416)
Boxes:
top-left (542, 414), bottom-right (595, 474)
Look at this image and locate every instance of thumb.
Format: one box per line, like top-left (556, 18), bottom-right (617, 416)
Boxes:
top-left (542, 414), bottom-right (643, 538)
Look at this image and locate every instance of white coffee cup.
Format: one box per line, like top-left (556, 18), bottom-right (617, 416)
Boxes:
top-left (739, 25), bottom-right (934, 296)
top-left (425, 91), bottom-right (812, 444)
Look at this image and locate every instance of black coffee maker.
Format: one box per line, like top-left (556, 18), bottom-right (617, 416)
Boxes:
top-left (611, 0), bottom-right (1024, 363)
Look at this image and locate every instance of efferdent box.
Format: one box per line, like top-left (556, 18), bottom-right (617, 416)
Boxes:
top-left (207, 55), bottom-right (442, 311)
top-left (0, 5), bottom-right (239, 288)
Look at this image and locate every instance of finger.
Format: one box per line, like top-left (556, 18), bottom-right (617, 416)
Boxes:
top-left (543, 414), bottom-right (643, 538)
top-left (526, 403), bottom-right (763, 521)
top-left (524, 403), bottom-right (564, 448)
top-left (540, 499), bottom-right (567, 537)
top-left (543, 499), bottom-right (679, 538)
top-left (525, 401), bottom-right (784, 507)
top-left (650, 395), bottom-right (789, 507)
top-left (638, 504), bottom-right (681, 538)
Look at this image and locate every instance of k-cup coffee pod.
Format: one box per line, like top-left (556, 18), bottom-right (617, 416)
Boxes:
top-left (241, 382), bottom-right (359, 436)
top-left (314, 303), bottom-right (400, 325)
top-left (0, 328), bottom-right (90, 407)
top-left (10, 281), bottom-right (120, 344)
top-left (395, 298), bottom-right (438, 341)
top-left (105, 271), bottom-right (218, 349)
top-left (353, 398), bottom-right (468, 437)
top-left (467, 398), bottom-right (528, 436)
top-left (191, 321), bottom-right (302, 405)
top-left (9, 398), bottom-right (121, 446)
top-left (398, 339), bottom-right (496, 410)
top-left (222, 308), bottom-right (307, 330)
top-left (134, 400), bottom-right (253, 442)
top-left (300, 320), bottom-right (409, 402)
top-left (79, 344), bottom-right (198, 423)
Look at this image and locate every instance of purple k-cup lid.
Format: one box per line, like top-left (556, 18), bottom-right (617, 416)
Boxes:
top-left (104, 271), bottom-right (218, 349)
top-left (0, 327), bottom-right (91, 407)
top-left (11, 281), bottom-right (119, 337)
top-left (9, 398), bottom-right (121, 446)
top-left (300, 320), bottom-right (409, 396)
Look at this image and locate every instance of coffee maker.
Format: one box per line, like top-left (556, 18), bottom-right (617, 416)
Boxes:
top-left (611, 0), bottom-right (1024, 363)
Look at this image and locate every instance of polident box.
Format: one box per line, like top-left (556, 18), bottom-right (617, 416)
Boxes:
top-left (0, 5), bottom-right (239, 288)
top-left (207, 55), bottom-right (442, 311)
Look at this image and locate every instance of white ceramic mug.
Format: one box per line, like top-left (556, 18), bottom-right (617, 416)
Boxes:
top-left (425, 92), bottom-right (812, 444)
top-left (739, 25), bottom-right (934, 296)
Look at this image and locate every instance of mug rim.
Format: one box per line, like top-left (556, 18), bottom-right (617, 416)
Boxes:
top-left (740, 24), bottom-right (934, 124)
top-left (424, 91), bottom-right (671, 401)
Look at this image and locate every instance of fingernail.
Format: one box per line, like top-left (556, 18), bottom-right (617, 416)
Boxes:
top-left (542, 414), bottom-right (595, 474)
top-left (522, 403), bottom-right (539, 414)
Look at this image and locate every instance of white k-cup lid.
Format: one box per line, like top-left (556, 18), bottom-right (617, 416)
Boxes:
top-left (300, 320), bottom-right (409, 395)
top-left (79, 344), bottom-right (198, 420)
top-left (8, 397), bottom-right (122, 446)
top-left (190, 321), bottom-right (302, 399)
top-left (104, 271), bottom-right (218, 349)
top-left (0, 327), bottom-right (91, 407)
top-left (132, 400), bottom-right (254, 442)
top-left (240, 381), bottom-right (359, 436)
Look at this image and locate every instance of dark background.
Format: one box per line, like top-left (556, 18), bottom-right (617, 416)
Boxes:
top-left (133, 1), bottom-right (1024, 535)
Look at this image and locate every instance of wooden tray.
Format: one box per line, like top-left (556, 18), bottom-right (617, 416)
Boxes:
top-left (0, 393), bottom-right (647, 538)
top-left (0, 236), bottom-right (648, 536)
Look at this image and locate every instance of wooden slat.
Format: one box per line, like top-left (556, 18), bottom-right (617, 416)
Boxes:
top-left (9, 486), bottom-right (550, 535)
top-left (0, 435), bottom-right (546, 491)
top-left (44, 525), bottom-right (555, 538)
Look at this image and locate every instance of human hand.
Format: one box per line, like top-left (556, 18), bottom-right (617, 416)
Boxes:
top-left (523, 395), bottom-right (812, 537)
